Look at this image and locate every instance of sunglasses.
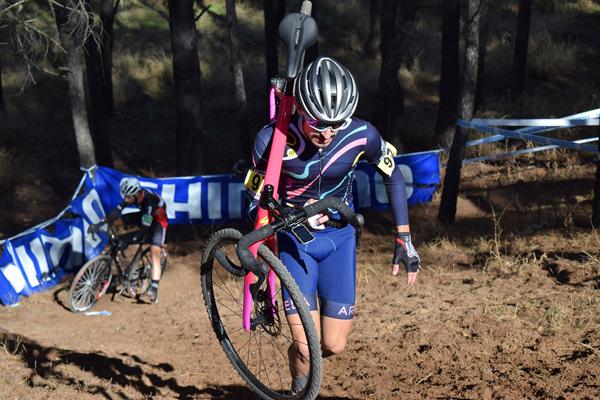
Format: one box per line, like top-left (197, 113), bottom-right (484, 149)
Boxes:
top-left (301, 112), bottom-right (351, 132)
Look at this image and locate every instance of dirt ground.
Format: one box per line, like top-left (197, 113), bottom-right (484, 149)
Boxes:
top-left (1, 161), bottom-right (600, 400)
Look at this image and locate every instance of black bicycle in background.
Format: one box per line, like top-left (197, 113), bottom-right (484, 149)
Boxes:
top-left (67, 224), bottom-right (168, 313)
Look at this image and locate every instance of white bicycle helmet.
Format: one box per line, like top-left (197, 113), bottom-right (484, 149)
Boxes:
top-left (294, 56), bottom-right (359, 125)
top-left (119, 177), bottom-right (141, 198)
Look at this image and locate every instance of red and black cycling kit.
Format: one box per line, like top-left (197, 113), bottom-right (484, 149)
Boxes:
top-left (111, 190), bottom-right (168, 246)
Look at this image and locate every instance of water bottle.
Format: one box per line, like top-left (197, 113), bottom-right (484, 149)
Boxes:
top-left (84, 310), bottom-right (112, 316)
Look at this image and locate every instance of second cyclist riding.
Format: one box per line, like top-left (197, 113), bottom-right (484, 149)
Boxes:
top-left (68, 224), bottom-right (168, 313)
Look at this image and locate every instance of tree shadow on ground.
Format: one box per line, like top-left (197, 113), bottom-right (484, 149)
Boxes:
top-left (0, 331), bottom-right (356, 399)
top-left (0, 331), bottom-right (251, 399)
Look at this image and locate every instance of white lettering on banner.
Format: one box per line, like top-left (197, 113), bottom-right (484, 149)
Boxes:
top-left (228, 182), bottom-right (245, 219)
top-left (30, 238), bottom-right (50, 276)
top-left (82, 189), bottom-right (106, 223)
top-left (208, 182), bottom-right (222, 220)
top-left (84, 220), bottom-right (103, 251)
top-left (399, 164), bottom-right (414, 199)
top-left (1, 262), bottom-right (26, 294)
top-left (15, 244), bottom-right (41, 287)
top-left (140, 181), bottom-right (158, 190)
top-left (162, 183), bottom-right (202, 220)
top-left (41, 226), bottom-right (84, 272)
top-left (81, 189), bottom-right (105, 252)
top-left (353, 170), bottom-right (371, 209)
top-left (374, 164), bottom-right (414, 204)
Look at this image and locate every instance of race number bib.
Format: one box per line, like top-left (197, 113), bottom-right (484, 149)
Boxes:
top-left (377, 141), bottom-right (397, 177)
top-left (141, 214), bottom-right (153, 227)
top-left (244, 169), bottom-right (265, 198)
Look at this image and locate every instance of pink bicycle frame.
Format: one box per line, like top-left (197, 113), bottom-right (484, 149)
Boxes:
top-left (242, 92), bottom-right (294, 331)
top-left (242, 1), bottom-right (317, 331)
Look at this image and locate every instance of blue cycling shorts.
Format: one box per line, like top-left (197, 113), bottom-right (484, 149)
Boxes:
top-left (278, 224), bottom-right (356, 320)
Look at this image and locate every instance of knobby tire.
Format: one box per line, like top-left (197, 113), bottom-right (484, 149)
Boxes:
top-left (201, 228), bottom-right (322, 400)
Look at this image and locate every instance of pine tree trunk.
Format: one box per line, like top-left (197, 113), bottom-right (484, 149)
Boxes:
top-left (225, 0), bottom-right (250, 161)
top-left (0, 53), bottom-right (6, 117)
top-left (364, 0), bottom-right (381, 58)
top-left (263, 0), bottom-right (285, 88)
top-left (512, 0), bottom-right (532, 91)
top-left (433, 0), bottom-right (460, 149)
top-left (54, 2), bottom-right (97, 169)
top-left (592, 125), bottom-right (600, 228)
top-left (84, 0), bottom-right (117, 167)
top-left (168, 0), bottom-right (204, 174)
top-left (375, 0), bottom-right (418, 145)
top-left (304, 2), bottom-right (319, 67)
top-left (474, 2), bottom-right (491, 112)
top-left (438, 0), bottom-right (481, 225)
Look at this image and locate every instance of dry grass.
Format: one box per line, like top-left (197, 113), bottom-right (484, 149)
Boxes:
top-left (537, 0), bottom-right (600, 14)
top-left (113, 52), bottom-right (173, 101)
top-left (529, 30), bottom-right (581, 80)
top-left (0, 334), bottom-right (26, 360)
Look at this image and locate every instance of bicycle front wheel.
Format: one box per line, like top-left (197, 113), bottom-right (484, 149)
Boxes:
top-left (201, 228), bottom-right (322, 400)
top-left (68, 255), bottom-right (113, 313)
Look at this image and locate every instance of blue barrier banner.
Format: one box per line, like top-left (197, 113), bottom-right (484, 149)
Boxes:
top-left (0, 217), bottom-right (99, 306)
top-left (0, 151), bottom-right (440, 306)
top-left (354, 151), bottom-right (440, 210)
top-left (92, 167), bottom-right (248, 224)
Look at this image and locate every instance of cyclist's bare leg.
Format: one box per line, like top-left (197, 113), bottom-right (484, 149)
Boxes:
top-left (320, 316), bottom-right (353, 357)
top-left (150, 245), bottom-right (162, 280)
top-left (287, 310), bottom-right (321, 378)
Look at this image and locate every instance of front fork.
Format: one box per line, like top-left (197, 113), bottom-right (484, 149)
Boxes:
top-left (243, 236), bottom-right (278, 331)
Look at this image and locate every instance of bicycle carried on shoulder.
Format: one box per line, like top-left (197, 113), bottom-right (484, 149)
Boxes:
top-left (201, 185), bottom-right (364, 400)
top-left (67, 224), bottom-right (168, 313)
top-left (201, 1), bottom-right (344, 398)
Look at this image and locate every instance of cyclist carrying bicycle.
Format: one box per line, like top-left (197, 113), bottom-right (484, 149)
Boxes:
top-left (90, 177), bottom-right (168, 304)
top-left (247, 56), bottom-right (421, 392)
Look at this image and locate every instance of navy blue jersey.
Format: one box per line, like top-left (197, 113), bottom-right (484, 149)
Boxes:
top-left (249, 115), bottom-right (409, 227)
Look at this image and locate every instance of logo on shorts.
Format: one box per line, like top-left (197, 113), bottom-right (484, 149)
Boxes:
top-left (337, 305), bottom-right (355, 317)
top-left (284, 297), bottom-right (311, 312)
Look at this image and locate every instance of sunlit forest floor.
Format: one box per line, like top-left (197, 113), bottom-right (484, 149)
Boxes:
top-left (1, 162), bottom-right (599, 398)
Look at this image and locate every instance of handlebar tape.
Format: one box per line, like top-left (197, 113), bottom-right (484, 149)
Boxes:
top-left (303, 197), bottom-right (364, 228)
top-left (236, 225), bottom-right (274, 275)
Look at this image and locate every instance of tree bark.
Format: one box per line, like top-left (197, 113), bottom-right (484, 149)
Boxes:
top-left (168, 0), bottom-right (204, 174)
top-left (225, 0), bottom-right (250, 162)
top-left (304, 1), bottom-right (319, 67)
top-left (0, 53), bottom-right (6, 117)
top-left (363, 0), bottom-right (382, 58)
top-left (263, 0), bottom-right (285, 86)
top-left (438, 0), bottom-right (481, 225)
top-left (84, 0), bottom-right (117, 167)
top-left (433, 0), bottom-right (460, 149)
top-left (512, 0), bottom-right (532, 92)
top-left (592, 124), bottom-right (600, 228)
top-left (53, 1), bottom-right (97, 169)
top-left (374, 0), bottom-right (418, 145)
top-left (474, 1), bottom-right (491, 112)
